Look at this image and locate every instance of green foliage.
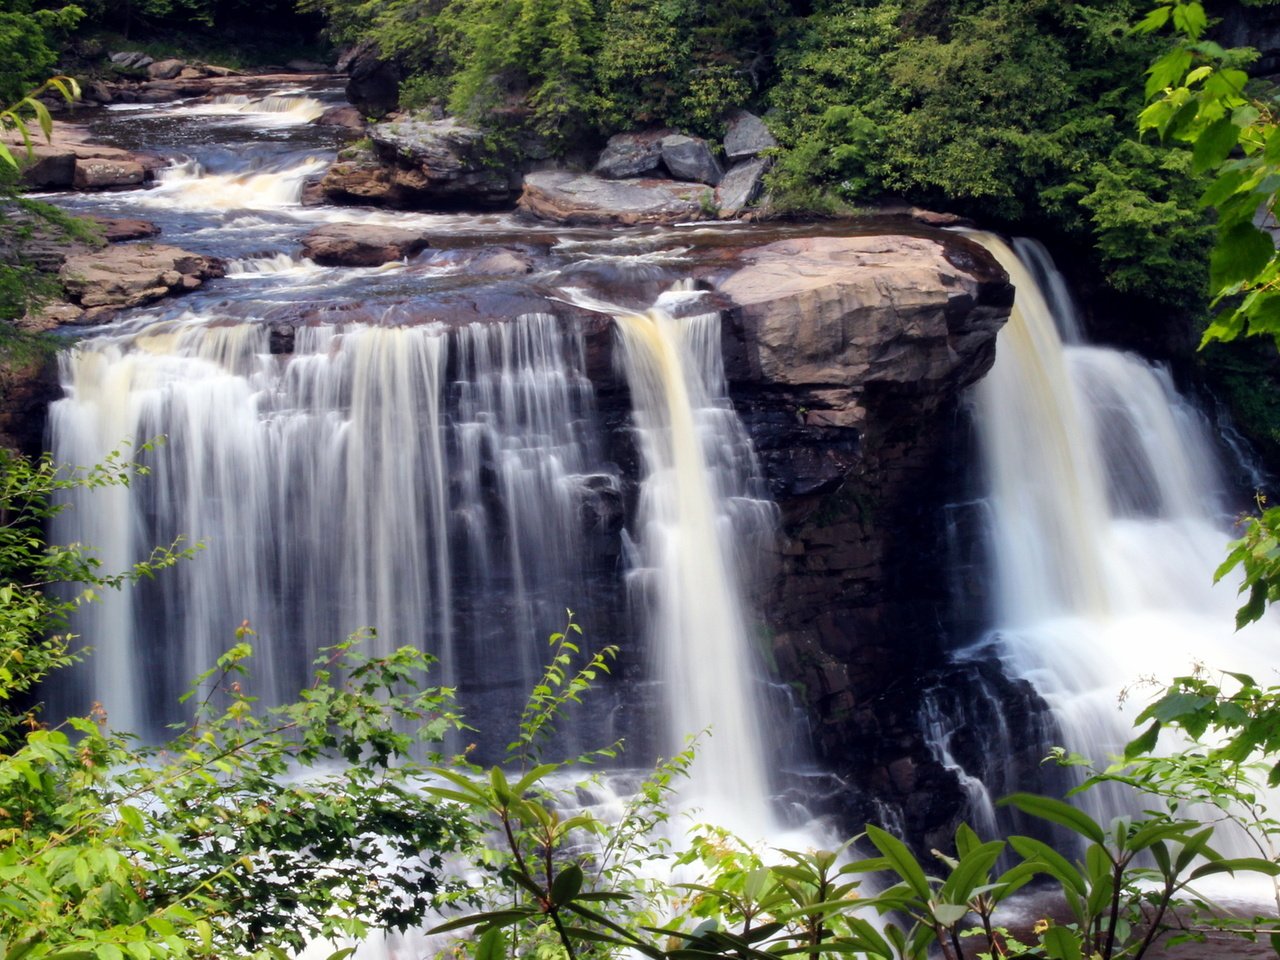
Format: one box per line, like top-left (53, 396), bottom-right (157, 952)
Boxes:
top-left (0, 445), bottom-right (192, 742)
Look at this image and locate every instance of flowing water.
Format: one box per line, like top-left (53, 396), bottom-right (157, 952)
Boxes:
top-left (42, 80), bottom-right (790, 834)
top-left (964, 234), bottom-right (1280, 884)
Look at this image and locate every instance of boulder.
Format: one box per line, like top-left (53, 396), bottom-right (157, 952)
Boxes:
top-left (314, 105), bottom-right (365, 133)
top-left (299, 223), bottom-right (430, 266)
top-left (593, 130), bottom-right (668, 179)
top-left (108, 51), bottom-right (153, 70)
top-left (147, 59), bottom-right (186, 80)
top-left (90, 217), bottom-right (161, 242)
top-left (338, 42), bottom-right (401, 118)
top-left (714, 235), bottom-right (1010, 393)
top-left (353, 116), bottom-right (518, 206)
top-left (287, 59), bottom-right (330, 73)
top-left (723, 109), bottom-right (777, 160)
top-left (518, 171), bottom-right (712, 225)
top-left (19, 145), bottom-right (76, 188)
top-left (60, 243), bottom-right (226, 311)
top-left (73, 158), bottom-right (146, 189)
top-left (660, 133), bottom-right (723, 185)
top-left (715, 156), bottom-right (771, 216)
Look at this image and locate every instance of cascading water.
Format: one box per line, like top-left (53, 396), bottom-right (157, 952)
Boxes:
top-left (611, 292), bottom-right (779, 834)
top-left (966, 233), bottom-right (1280, 847)
top-left (49, 313), bottom-right (616, 743)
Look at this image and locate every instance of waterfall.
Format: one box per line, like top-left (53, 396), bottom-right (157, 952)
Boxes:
top-left (968, 233), bottom-right (1280, 841)
top-left (613, 295), bottom-right (778, 835)
top-left (49, 313), bottom-right (610, 741)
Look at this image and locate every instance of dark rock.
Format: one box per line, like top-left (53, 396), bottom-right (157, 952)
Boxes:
top-left (287, 59), bottom-right (330, 73)
top-left (593, 130), bottom-right (668, 179)
top-left (723, 109), bottom-right (778, 160)
top-left (338, 41), bottom-right (401, 118)
top-left (659, 133), bottom-right (723, 185)
top-left (299, 223), bottom-right (430, 266)
top-left (19, 146), bottom-right (76, 188)
top-left (715, 156), bottom-right (771, 217)
top-left (518, 171), bottom-right (712, 225)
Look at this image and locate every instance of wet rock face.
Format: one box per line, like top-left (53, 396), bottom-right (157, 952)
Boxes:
top-left (299, 223), bottom-right (430, 267)
top-left (517, 171), bottom-right (713, 225)
top-left (701, 232), bottom-right (1015, 845)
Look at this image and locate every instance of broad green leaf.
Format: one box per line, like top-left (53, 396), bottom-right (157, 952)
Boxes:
top-left (474, 926), bottom-right (506, 960)
top-left (549, 863), bottom-right (583, 906)
top-left (1042, 926), bottom-right (1083, 960)
top-left (865, 824), bottom-right (932, 901)
top-left (1009, 836), bottom-right (1087, 896)
top-left (1210, 222), bottom-right (1274, 291)
top-left (1194, 117), bottom-right (1241, 172)
top-left (999, 794), bottom-right (1105, 844)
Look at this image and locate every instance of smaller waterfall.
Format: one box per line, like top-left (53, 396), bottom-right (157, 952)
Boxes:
top-left (613, 293), bottom-right (779, 835)
top-left (968, 233), bottom-right (1280, 842)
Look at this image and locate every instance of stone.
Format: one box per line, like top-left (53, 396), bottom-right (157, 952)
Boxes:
top-left (344, 116), bottom-right (519, 206)
top-left (90, 217), bottom-right (161, 242)
top-left (517, 171), bottom-right (712, 225)
top-left (314, 105), bottom-right (365, 133)
top-left (713, 235), bottom-right (1010, 392)
top-left (108, 51), bottom-right (153, 70)
top-left (287, 59), bottom-right (330, 73)
top-left (178, 67), bottom-right (205, 80)
top-left (593, 130), bottom-right (668, 179)
top-left (299, 223), bottom-right (430, 266)
top-left (659, 133), bottom-right (722, 185)
top-left (338, 41), bottom-right (401, 118)
top-left (723, 109), bottom-right (777, 160)
top-left (715, 156), bottom-right (771, 217)
top-left (59, 243), bottom-right (225, 310)
top-left (84, 81), bottom-right (117, 104)
top-left (147, 58), bottom-right (186, 80)
top-left (19, 145), bottom-right (76, 188)
top-left (73, 159), bottom-right (146, 189)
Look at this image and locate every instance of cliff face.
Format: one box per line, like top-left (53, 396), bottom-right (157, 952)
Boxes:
top-left (4, 226), bottom-right (1039, 842)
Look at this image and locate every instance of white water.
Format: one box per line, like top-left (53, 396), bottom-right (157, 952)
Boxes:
top-left (970, 234), bottom-right (1280, 854)
top-left (612, 292), bottom-right (779, 835)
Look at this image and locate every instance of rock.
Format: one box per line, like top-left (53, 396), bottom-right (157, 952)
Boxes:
top-left (715, 156), bottom-right (771, 217)
top-left (909, 207), bottom-right (967, 227)
top-left (178, 67), bottom-right (205, 80)
top-left (83, 81), bottom-right (117, 104)
top-left (287, 59), bottom-right (330, 73)
top-left (723, 109), bottom-right (777, 160)
top-left (314, 105), bottom-right (365, 133)
top-left (338, 42), bottom-right (401, 118)
top-left (593, 130), bottom-right (668, 179)
top-left (73, 158), bottom-right (146, 189)
top-left (19, 145), bottom-right (76, 188)
top-left (715, 235), bottom-right (1009, 391)
top-left (90, 217), bottom-right (161, 242)
top-left (147, 58), bottom-right (186, 80)
top-left (660, 134), bottom-right (722, 185)
top-left (346, 116), bottom-right (518, 206)
top-left (299, 223), bottom-right (430, 266)
top-left (60, 243), bottom-right (225, 311)
top-left (518, 171), bottom-right (712, 225)
top-left (108, 51), bottom-right (153, 70)
top-left (418, 246), bottom-right (534, 275)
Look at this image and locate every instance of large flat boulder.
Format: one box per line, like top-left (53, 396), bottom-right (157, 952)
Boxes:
top-left (300, 223), bottom-right (430, 266)
top-left (60, 243), bottom-right (226, 317)
top-left (713, 235), bottom-right (1011, 398)
top-left (518, 171), bottom-right (712, 225)
top-left (364, 116), bottom-right (518, 206)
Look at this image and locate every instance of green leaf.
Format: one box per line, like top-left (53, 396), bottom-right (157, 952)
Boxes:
top-left (999, 794), bottom-right (1105, 845)
top-left (1210, 222), bottom-right (1274, 291)
top-left (1009, 836), bottom-right (1087, 897)
top-left (1125, 720), bottom-right (1162, 758)
top-left (1194, 118), bottom-right (1241, 173)
top-left (550, 863), bottom-right (583, 906)
top-left (475, 926), bottom-right (507, 960)
top-left (1189, 857), bottom-right (1280, 880)
top-left (865, 824), bottom-right (932, 901)
top-left (1042, 926), bottom-right (1083, 960)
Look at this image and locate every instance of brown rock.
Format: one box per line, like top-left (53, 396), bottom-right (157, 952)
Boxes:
top-left (60, 243), bottom-right (225, 311)
top-left (517, 171), bottom-right (711, 226)
top-left (299, 223), bottom-right (430, 266)
top-left (19, 145), bottom-right (76, 188)
top-left (90, 217), bottom-right (161, 242)
top-left (314, 105), bottom-right (365, 133)
top-left (147, 58), bottom-right (186, 80)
